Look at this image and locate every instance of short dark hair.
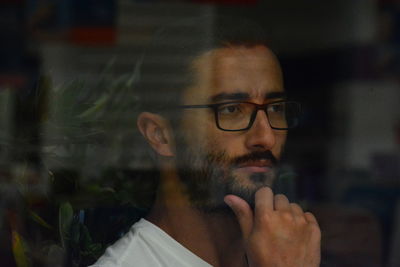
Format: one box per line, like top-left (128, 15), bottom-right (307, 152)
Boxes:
top-left (135, 16), bottom-right (270, 119)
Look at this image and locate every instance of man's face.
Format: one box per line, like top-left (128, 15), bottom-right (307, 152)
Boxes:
top-left (175, 45), bottom-right (287, 212)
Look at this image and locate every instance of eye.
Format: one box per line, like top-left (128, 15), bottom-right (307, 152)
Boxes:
top-left (268, 103), bottom-right (285, 113)
top-left (218, 103), bottom-right (242, 115)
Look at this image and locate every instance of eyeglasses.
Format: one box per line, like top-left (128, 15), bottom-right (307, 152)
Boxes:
top-left (178, 101), bottom-right (302, 131)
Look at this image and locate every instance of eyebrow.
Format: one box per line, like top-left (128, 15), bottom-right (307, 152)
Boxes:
top-left (209, 91), bottom-right (287, 103)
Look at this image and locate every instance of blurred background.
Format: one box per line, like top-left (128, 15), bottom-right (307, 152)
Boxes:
top-left (0, 0), bottom-right (399, 266)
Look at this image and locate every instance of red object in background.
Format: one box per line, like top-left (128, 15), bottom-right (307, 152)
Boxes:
top-left (69, 27), bottom-right (116, 45)
top-left (0, 74), bottom-right (28, 89)
top-left (69, 0), bottom-right (116, 45)
top-left (0, 0), bottom-right (24, 3)
top-left (193, 0), bottom-right (257, 5)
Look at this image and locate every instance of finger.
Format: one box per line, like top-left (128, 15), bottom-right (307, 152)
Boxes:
top-left (254, 187), bottom-right (274, 217)
top-left (304, 212), bottom-right (321, 245)
top-left (274, 194), bottom-right (290, 211)
top-left (290, 203), bottom-right (308, 223)
top-left (304, 212), bottom-right (319, 225)
top-left (224, 194), bottom-right (254, 240)
top-left (290, 203), bottom-right (304, 216)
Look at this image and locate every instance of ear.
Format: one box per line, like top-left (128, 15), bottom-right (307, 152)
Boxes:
top-left (137, 112), bottom-right (175, 157)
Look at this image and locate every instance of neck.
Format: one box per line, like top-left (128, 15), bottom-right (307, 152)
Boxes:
top-left (146, 168), bottom-right (247, 267)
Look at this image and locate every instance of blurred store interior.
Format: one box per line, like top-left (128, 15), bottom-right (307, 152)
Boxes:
top-left (0, 0), bottom-right (399, 266)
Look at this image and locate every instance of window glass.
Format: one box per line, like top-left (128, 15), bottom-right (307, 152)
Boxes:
top-left (1, 1), bottom-right (399, 266)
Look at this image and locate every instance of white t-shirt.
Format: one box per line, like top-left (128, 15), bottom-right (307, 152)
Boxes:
top-left (89, 218), bottom-right (213, 267)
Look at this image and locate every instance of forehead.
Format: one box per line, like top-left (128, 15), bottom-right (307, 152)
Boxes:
top-left (183, 45), bottom-right (284, 104)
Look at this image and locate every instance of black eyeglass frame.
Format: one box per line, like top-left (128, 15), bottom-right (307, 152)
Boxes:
top-left (178, 100), bottom-right (302, 132)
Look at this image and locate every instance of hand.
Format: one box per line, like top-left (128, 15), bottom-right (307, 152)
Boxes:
top-left (224, 187), bottom-right (321, 267)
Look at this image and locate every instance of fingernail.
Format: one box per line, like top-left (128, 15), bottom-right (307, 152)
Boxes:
top-left (224, 197), bottom-right (232, 207)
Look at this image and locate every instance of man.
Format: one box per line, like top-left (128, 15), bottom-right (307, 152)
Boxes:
top-left (91, 18), bottom-right (321, 267)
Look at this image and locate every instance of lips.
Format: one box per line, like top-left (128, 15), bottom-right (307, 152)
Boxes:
top-left (236, 160), bottom-right (274, 173)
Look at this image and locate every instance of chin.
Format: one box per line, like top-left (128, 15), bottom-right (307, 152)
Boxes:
top-left (232, 169), bottom-right (276, 189)
top-left (225, 171), bottom-right (276, 206)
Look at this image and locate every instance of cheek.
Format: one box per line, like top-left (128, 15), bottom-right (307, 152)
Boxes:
top-left (205, 131), bottom-right (245, 157)
top-left (187, 120), bottom-right (227, 151)
top-left (181, 112), bottom-right (212, 136)
top-left (208, 131), bottom-right (287, 159)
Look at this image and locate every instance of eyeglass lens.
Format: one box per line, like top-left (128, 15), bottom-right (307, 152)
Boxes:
top-left (216, 102), bottom-right (300, 130)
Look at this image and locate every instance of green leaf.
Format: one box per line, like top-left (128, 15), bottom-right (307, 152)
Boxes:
top-left (77, 94), bottom-right (109, 119)
top-left (12, 231), bottom-right (30, 267)
top-left (81, 243), bottom-right (103, 258)
top-left (79, 224), bottom-right (93, 250)
top-left (59, 202), bottom-right (73, 248)
top-left (69, 218), bottom-right (81, 245)
top-left (29, 210), bottom-right (53, 230)
top-left (85, 184), bottom-right (116, 194)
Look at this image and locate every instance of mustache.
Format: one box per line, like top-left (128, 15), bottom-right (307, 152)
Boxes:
top-left (231, 151), bottom-right (278, 167)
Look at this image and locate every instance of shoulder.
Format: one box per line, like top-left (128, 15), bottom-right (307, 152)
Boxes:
top-left (89, 218), bottom-right (213, 267)
top-left (89, 219), bottom-right (161, 267)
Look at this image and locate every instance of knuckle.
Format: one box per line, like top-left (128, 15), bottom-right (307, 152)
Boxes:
top-left (256, 210), bottom-right (277, 226)
top-left (257, 213), bottom-right (270, 224)
top-left (310, 222), bottom-right (321, 232)
top-left (274, 194), bottom-right (287, 201)
top-left (307, 224), bottom-right (321, 237)
top-left (295, 215), bottom-right (307, 224)
top-left (281, 211), bottom-right (294, 221)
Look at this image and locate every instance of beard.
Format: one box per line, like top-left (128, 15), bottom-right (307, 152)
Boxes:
top-left (175, 139), bottom-right (279, 214)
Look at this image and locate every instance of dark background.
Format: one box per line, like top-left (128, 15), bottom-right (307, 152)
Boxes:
top-left (1, 0), bottom-right (399, 266)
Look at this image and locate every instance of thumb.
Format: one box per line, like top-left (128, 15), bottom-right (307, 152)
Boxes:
top-left (224, 194), bottom-right (254, 240)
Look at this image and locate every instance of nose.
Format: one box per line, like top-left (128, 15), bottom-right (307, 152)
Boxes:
top-left (244, 110), bottom-right (276, 150)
